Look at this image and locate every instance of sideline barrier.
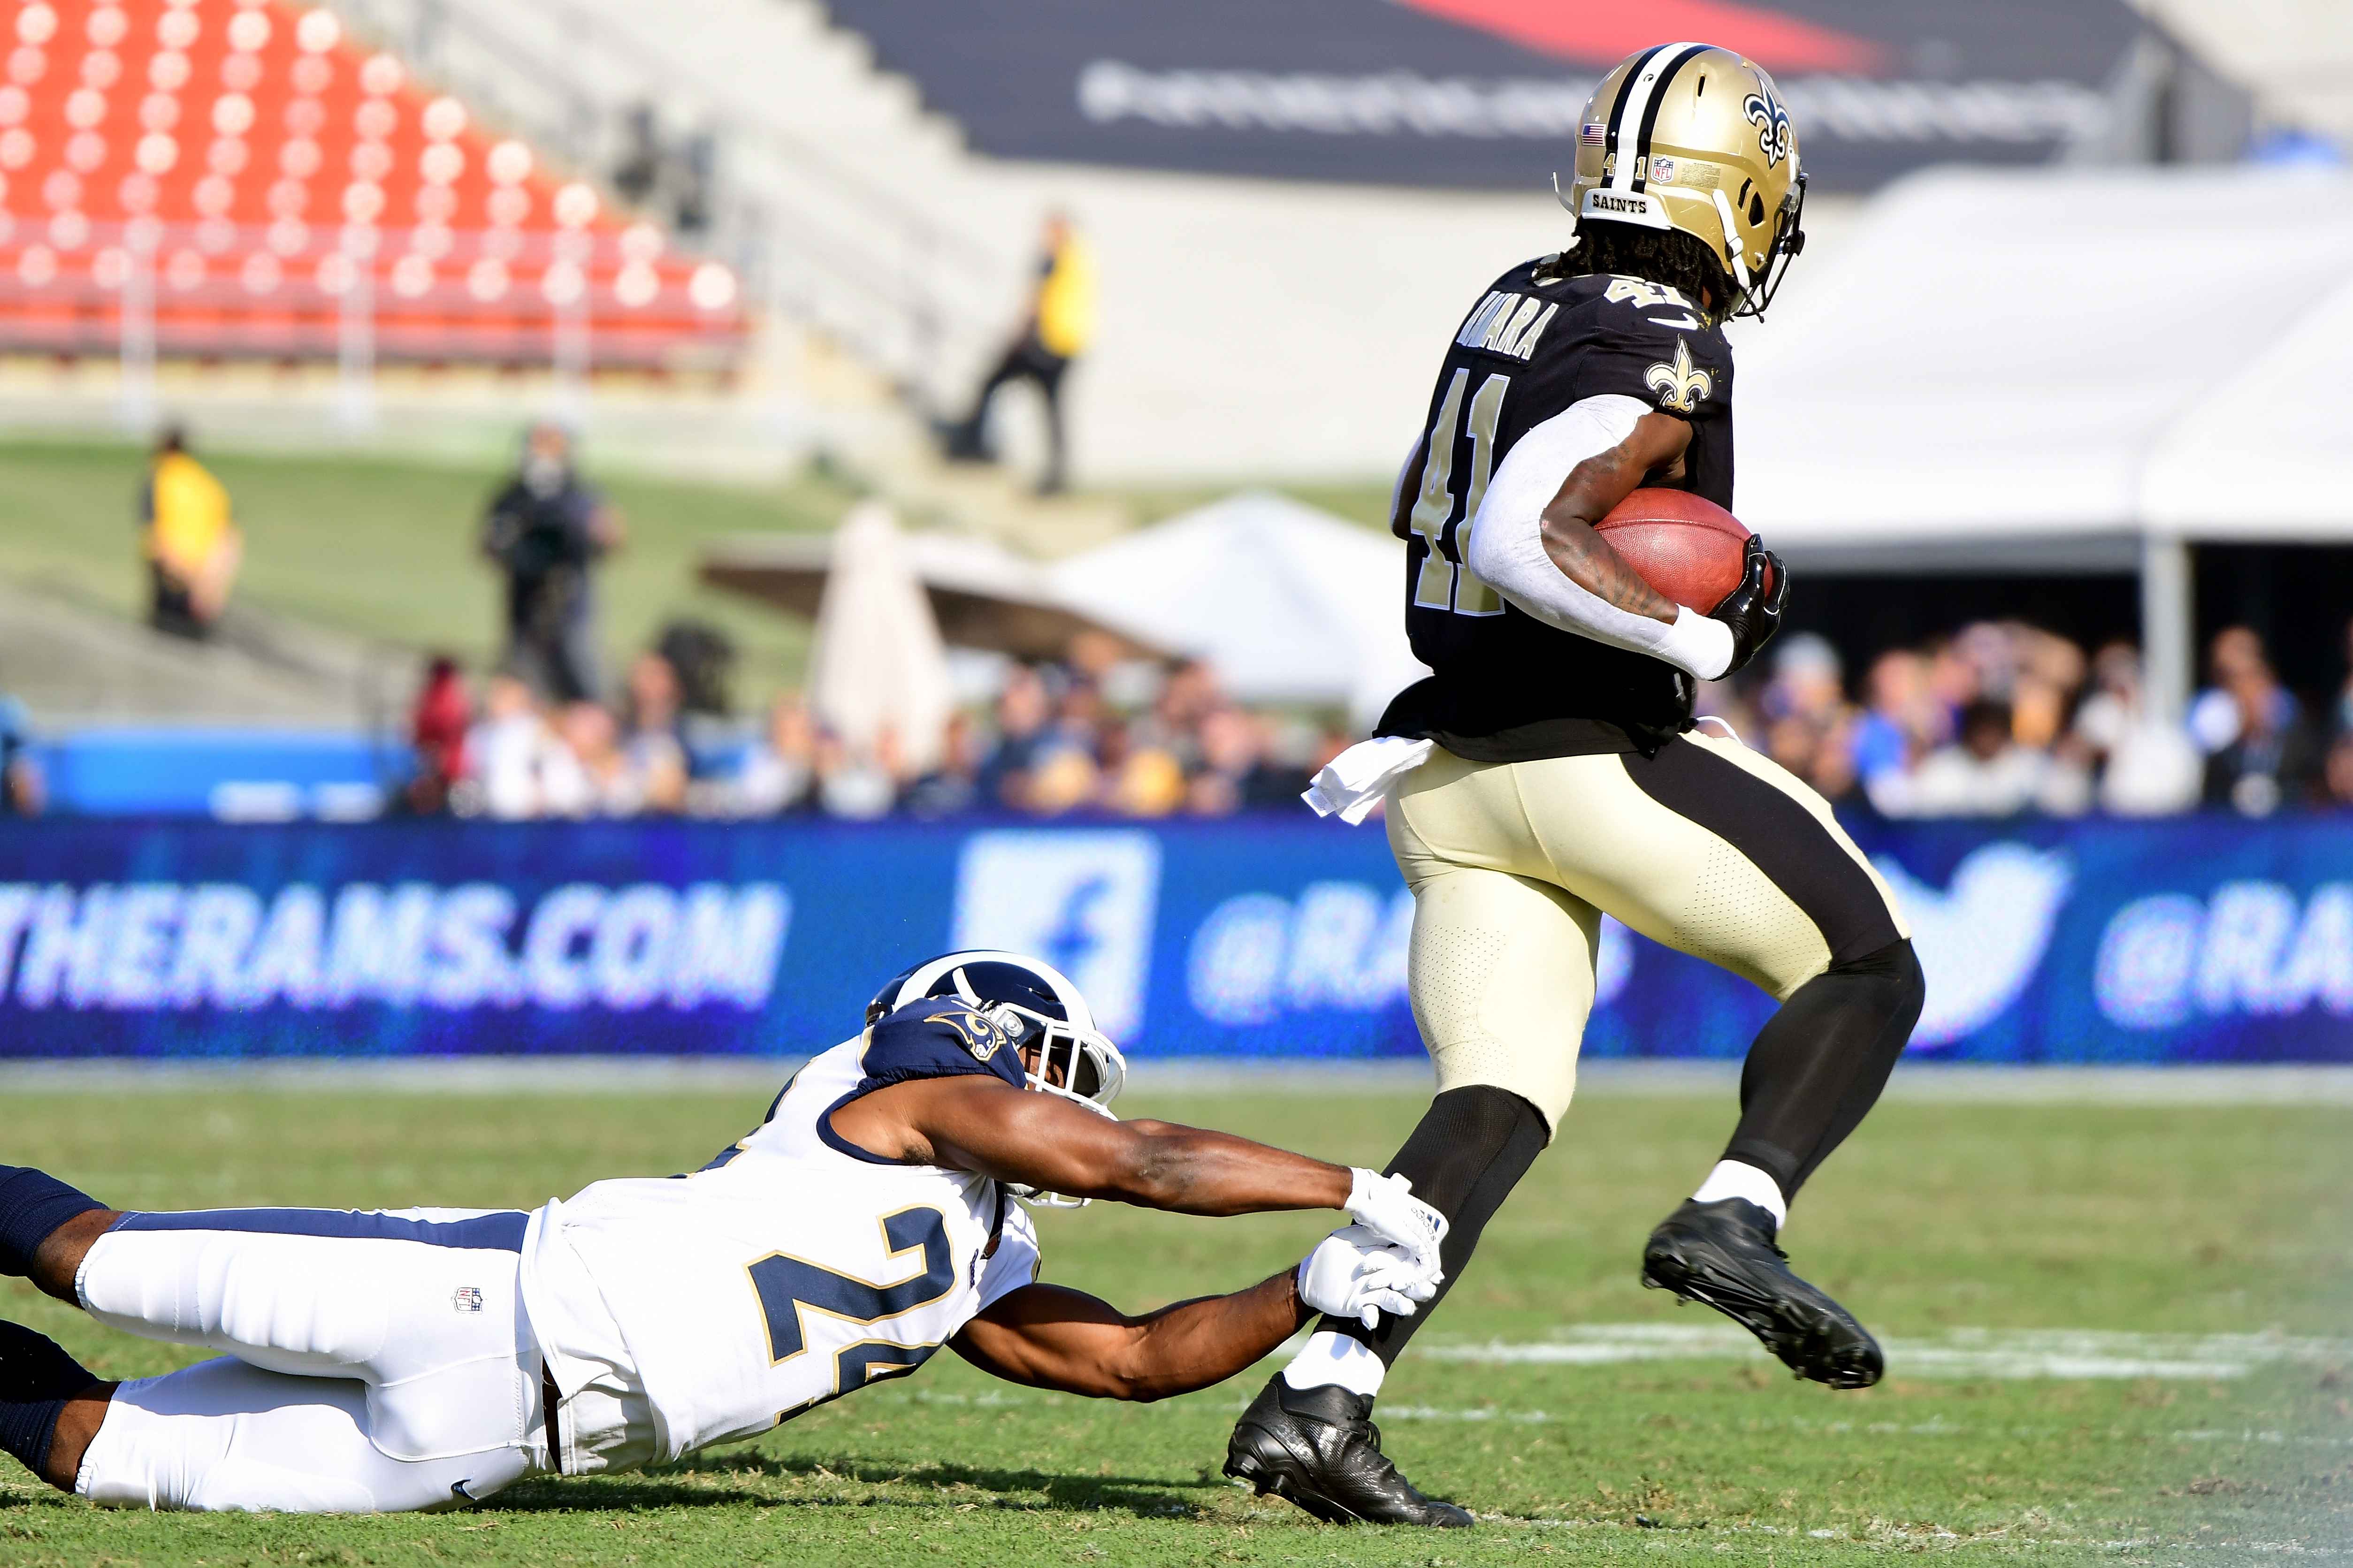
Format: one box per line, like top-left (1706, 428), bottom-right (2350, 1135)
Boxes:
top-left (0, 815), bottom-right (2346, 1061)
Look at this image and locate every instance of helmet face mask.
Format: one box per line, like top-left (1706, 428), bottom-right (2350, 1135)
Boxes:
top-left (866, 950), bottom-right (1128, 1208)
top-left (1558, 42), bottom-right (1808, 320)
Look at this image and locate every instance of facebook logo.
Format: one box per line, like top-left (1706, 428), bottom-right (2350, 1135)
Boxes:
top-left (950, 831), bottom-right (1160, 1042)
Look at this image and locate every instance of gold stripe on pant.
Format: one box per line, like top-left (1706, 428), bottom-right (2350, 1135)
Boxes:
top-left (1385, 733), bottom-right (1907, 1136)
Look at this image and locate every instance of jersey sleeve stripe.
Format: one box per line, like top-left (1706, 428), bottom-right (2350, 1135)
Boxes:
top-left (112, 1208), bottom-right (530, 1251)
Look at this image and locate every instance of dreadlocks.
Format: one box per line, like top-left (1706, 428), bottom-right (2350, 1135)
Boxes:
top-left (1538, 221), bottom-right (1731, 320)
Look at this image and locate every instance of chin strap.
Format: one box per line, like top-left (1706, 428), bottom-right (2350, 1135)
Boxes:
top-left (1709, 188), bottom-right (1756, 305)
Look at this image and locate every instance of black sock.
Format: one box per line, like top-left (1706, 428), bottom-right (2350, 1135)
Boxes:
top-left (0, 1321), bottom-right (98, 1483)
top-left (0, 1167), bottom-right (106, 1279)
top-left (1315, 1086), bottom-right (1549, 1371)
top-left (1720, 938), bottom-right (1926, 1200)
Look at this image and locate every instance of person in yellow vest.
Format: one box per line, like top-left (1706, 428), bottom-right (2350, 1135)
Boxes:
top-left (140, 427), bottom-right (244, 639)
top-left (943, 211), bottom-right (1096, 495)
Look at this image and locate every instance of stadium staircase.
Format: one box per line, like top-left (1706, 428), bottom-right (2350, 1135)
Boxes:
top-left (326, 0), bottom-right (1135, 552)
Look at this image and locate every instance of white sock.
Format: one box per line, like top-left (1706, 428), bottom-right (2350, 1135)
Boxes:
top-left (1691, 1159), bottom-right (1788, 1231)
top-left (1279, 1330), bottom-right (1386, 1397)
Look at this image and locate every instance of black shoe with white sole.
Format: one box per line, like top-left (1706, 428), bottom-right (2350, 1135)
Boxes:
top-left (1641, 1197), bottom-right (1884, 1390)
top-left (1224, 1376), bottom-right (1473, 1527)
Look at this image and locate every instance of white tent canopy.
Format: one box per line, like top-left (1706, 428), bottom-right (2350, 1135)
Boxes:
top-left (1050, 492), bottom-right (1426, 728)
top-left (2142, 271), bottom-right (2353, 537)
top-left (1734, 165), bottom-right (2353, 565)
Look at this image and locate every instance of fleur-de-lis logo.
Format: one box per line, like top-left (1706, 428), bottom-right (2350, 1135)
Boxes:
top-left (1744, 87), bottom-right (1791, 169)
top-left (1644, 337), bottom-right (1712, 413)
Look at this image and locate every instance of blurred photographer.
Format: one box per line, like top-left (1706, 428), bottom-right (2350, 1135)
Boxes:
top-left (480, 424), bottom-right (624, 703)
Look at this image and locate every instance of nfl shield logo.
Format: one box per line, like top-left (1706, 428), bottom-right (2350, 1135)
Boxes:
top-left (452, 1287), bottom-right (485, 1314)
top-left (1650, 157), bottom-right (1676, 184)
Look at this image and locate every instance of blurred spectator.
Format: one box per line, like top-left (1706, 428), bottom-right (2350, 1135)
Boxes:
top-left (2329, 617), bottom-right (2353, 809)
top-left (405, 655), bottom-right (471, 814)
top-left (1851, 649), bottom-right (1945, 807)
top-left (1874, 698), bottom-right (2088, 818)
top-left (141, 426), bottom-right (243, 640)
top-left (716, 694), bottom-right (817, 817)
top-left (464, 673), bottom-right (579, 821)
top-left (978, 664), bottom-right (1054, 809)
top-left (481, 423), bottom-right (624, 703)
top-left (553, 701), bottom-right (635, 818)
top-left (2328, 733), bottom-right (2353, 809)
top-left (816, 725), bottom-right (899, 820)
top-left (1187, 706), bottom-right (1311, 815)
top-left (903, 712), bottom-right (985, 819)
top-left (0, 683), bottom-right (42, 816)
top-left (942, 211), bottom-right (1096, 495)
top-left (2332, 616), bottom-right (2353, 741)
top-left (2069, 642), bottom-right (2201, 815)
top-left (2190, 627), bottom-right (2321, 816)
top-left (620, 651), bottom-right (689, 814)
top-left (1757, 633), bottom-right (1854, 800)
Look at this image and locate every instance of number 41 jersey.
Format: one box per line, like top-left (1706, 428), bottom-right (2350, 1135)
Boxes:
top-left (522, 1002), bottom-right (1042, 1464)
top-left (1380, 255), bottom-right (1737, 760)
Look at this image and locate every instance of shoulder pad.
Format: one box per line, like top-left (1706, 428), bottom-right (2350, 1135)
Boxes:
top-left (861, 998), bottom-right (1027, 1093)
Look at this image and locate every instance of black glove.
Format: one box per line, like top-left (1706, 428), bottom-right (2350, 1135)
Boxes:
top-left (1708, 534), bottom-right (1788, 676)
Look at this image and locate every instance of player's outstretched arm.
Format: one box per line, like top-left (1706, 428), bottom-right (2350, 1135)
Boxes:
top-left (949, 1272), bottom-right (1304, 1402)
top-left (949, 1228), bottom-right (1429, 1402)
top-left (835, 1075), bottom-right (1345, 1215)
top-left (833, 1075), bottom-right (1449, 1266)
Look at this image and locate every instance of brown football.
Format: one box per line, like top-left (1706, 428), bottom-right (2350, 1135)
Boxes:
top-left (1592, 487), bottom-right (1766, 611)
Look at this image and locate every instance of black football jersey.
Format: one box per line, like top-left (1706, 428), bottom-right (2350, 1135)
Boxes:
top-left (1377, 256), bottom-right (1736, 759)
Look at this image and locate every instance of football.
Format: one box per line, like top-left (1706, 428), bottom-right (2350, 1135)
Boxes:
top-left (1592, 487), bottom-right (1767, 611)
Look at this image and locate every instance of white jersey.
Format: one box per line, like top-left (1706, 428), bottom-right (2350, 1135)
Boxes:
top-left (520, 1003), bottom-right (1043, 1463)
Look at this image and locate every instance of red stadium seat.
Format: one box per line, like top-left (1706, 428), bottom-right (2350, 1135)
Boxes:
top-left (0, 0), bottom-right (746, 369)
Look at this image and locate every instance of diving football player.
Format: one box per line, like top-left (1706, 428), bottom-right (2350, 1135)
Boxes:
top-left (1223, 44), bottom-right (1926, 1527)
top-left (0, 952), bottom-right (1446, 1515)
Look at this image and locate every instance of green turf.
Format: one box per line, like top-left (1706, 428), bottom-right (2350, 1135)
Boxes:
top-left (0, 438), bottom-right (862, 709)
top-left (1, 1084), bottom-right (2346, 1565)
top-left (0, 440), bottom-right (1396, 715)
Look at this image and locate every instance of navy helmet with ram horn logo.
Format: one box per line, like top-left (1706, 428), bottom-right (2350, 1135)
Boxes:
top-left (866, 950), bottom-right (1127, 1118)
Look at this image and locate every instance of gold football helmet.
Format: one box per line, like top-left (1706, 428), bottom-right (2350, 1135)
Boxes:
top-left (1557, 43), bottom-right (1808, 317)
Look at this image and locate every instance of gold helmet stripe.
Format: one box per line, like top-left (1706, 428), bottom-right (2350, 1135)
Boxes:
top-left (1604, 40), bottom-right (1708, 194)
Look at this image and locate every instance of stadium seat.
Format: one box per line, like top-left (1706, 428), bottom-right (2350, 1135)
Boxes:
top-left (0, 0), bottom-right (745, 369)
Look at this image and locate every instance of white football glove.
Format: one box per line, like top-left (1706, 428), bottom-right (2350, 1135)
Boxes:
top-left (1345, 1167), bottom-right (1449, 1278)
top-left (1297, 1225), bottom-right (1439, 1329)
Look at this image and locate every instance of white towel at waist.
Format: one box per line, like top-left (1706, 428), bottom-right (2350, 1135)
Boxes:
top-left (1300, 736), bottom-right (1436, 825)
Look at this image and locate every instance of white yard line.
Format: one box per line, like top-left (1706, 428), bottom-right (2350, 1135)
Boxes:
top-left (1412, 1324), bottom-right (2347, 1379)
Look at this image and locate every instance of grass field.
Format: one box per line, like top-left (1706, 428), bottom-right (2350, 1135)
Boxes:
top-left (1, 1082), bottom-right (2347, 1566)
top-left (0, 438), bottom-right (1397, 708)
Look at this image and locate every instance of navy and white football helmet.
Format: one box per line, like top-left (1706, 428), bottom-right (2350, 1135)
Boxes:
top-left (867, 951), bottom-right (1127, 1204)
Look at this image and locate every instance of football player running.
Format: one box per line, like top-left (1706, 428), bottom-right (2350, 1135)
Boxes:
top-left (1223, 45), bottom-right (1926, 1528)
top-left (0, 952), bottom-right (1449, 1515)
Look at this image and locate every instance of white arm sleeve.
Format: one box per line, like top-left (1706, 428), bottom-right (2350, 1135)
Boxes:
top-left (1463, 393), bottom-right (1735, 682)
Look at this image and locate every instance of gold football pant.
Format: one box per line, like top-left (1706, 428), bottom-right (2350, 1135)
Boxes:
top-left (1386, 731), bottom-right (1911, 1142)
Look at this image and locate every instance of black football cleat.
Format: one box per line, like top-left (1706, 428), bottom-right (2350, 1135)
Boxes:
top-left (1224, 1375), bottom-right (1473, 1527)
top-left (1641, 1197), bottom-right (1883, 1390)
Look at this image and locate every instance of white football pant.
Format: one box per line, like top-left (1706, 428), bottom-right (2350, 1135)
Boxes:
top-left (72, 1206), bottom-right (550, 1513)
